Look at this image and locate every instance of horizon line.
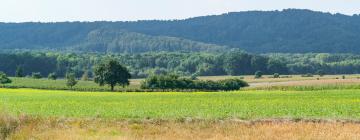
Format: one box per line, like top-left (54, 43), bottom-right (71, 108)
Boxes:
top-left (0, 8), bottom-right (358, 23)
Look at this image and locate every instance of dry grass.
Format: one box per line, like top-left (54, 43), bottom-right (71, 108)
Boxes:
top-left (249, 78), bottom-right (360, 88)
top-left (6, 119), bottom-right (360, 140)
top-left (200, 74), bottom-right (360, 83)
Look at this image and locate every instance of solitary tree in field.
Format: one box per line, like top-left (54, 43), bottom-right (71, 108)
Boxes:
top-left (15, 66), bottom-right (24, 77)
top-left (66, 73), bottom-right (77, 88)
top-left (0, 72), bottom-right (12, 85)
top-left (94, 59), bottom-right (131, 91)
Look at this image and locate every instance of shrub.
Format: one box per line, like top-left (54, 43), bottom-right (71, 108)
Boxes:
top-left (66, 73), bottom-right (77, 88)
top-left (48, 73), bottom-right (57, 80)
top-left (32, 72), bottom-right (42, 79)
top-left (273, 73), bottom-right (280, 78)
top-left (0, 72), bottom-right (12, 85)
top-left (141, 74), bottom-right (248, 91)
top-left (218, 79), bottom-right (249, 90)
top-left (254, 71), bottom-right (263, 79)
top-left (190, 73), bottom-right (199, 80)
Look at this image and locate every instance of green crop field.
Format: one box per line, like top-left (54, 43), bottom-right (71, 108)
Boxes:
top-left (1, 88), bottom-right (360, 120)
top-left (1, 77), bottom-right (142, 91)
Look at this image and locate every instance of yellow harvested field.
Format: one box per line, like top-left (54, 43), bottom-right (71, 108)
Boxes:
top-left (199, 74), bottom-right (360, 83)
top-left (9, 119), bottom-right (360, 140)
top-left (250, 78), bottom-right (360, 87)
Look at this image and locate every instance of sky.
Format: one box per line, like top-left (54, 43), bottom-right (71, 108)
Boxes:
top-left (0, 0), bottom-right (359, 22)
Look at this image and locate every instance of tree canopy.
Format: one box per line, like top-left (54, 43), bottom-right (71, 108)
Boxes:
top-left (94, 59), bottom-right (131, 91)
top-left (0, 72), bottom-right (12, 85)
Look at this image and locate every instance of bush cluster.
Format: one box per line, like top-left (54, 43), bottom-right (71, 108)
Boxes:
top-left (0, 72), bottom-right (12, 84)
top-left (141, 75), bottom-right (248, 91)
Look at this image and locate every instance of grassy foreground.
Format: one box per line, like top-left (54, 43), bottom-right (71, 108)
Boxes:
top-left (1, 88), bottom-right (360, 120)
top-left (6, 119), bottom-right (360, 140)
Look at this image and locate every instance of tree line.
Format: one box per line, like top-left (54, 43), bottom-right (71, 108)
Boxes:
top-left (1, 59), bottom-right (248, 91)
top-left (2, 51), bottom-right (360, 79)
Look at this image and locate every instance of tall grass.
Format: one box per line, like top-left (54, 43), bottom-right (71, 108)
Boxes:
top-left (0, 110), bottom-right (19, 140)
top-left (0, 77), bottom-right (142, 92)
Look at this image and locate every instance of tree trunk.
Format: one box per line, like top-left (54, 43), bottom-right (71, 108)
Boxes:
top-left (111, 85), bottom-right (114, 91)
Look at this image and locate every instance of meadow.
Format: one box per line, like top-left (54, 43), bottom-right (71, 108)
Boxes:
top-left (3, 74), bottom-right (360, 92)
top-left (2, 75), bottom-right (360, 139)
top-left (1, 77), bottom-right (143, 91)
top-left (1, 88), bottom-right (360, 120)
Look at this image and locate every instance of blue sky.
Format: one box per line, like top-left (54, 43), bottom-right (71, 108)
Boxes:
top-left (1, 0), bottom-right (359, 22)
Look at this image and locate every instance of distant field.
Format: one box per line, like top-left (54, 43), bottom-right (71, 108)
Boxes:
top-left (3, 75), bottom-right (360, 91)
top-left (1, 77), bottom-right (143, 91)
top-left (199, 74), bottom-right (360, 83)
top-left (1, 88), bottom-right (360, 120)
top-left (2, 76), bottom-right (360, 139)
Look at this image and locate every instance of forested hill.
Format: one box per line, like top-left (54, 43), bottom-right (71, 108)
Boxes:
top-left (1, 9), bottom-right (360, 53)
top-left (0, 25), bottom-right (226, 53)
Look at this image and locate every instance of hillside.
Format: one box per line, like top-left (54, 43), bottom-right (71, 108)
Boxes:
top-left (1, 9), bottom-right (360, 53)
top-left (72, 29), bottom-right (226, 53)
top-left (117, 9), bottom-right (360, 53)
top-left (0, 24), bottom-right (225, 53)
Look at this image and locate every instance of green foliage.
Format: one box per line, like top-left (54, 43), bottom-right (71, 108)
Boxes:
top-left (141, 74), bottom-right (248, 91)
top-left (273, 73), bottom-right (280, 78)
top-left (66, 73), bottom-right (77, 88)
top-left (218, 79), bottom-right (249, 90)
top-left (81, 71), bottom-right (90, 81)
top-left (223, 50), bottom-right (256, 75)
top-left (317, 70), bottom-right (325, 77)
top-left (94, 59), bottom-right (131, 91)
top-left (48, 73), bottom-right (57, 80)
top-left (0, 9), bottom-right (360, 53)
top-left (190, 73), bottom-right (199, 80)
top-left (254, 71), bottom-right (263, 79)
top-left (0, 72), bottom-right (11, 84)
top-left (15, 66), bottom-right (24, 77)
top-left (31, 72), bottom-right (42, 79)
top-left (3, 52), bottom-right (360, 79)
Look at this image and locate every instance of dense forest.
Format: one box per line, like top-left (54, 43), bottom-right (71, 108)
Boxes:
top-left (1, 9), bottom-right (360, 53)
top-left (1, 51), bottom-right (360, 78)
